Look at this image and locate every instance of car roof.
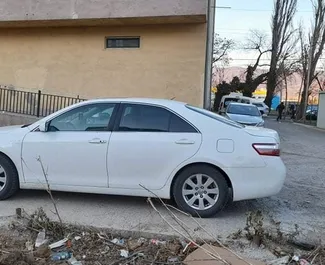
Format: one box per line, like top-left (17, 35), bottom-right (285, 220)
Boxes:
top-left (227, 102), bottom-right (255, 107)
top-left (80, 98), bottom-right (187, 108)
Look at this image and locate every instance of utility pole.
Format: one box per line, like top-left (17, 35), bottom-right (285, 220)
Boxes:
top-left (203, 0), bottom-right (216, 110)
top-left (303, 38), bottom-right (314, 123)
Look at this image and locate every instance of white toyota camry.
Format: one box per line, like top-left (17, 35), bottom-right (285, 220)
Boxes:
top-left (0, 98), bottom-right (286, 217)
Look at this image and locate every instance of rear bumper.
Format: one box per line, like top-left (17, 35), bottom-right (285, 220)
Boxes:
top-left (225, 157), bottom-right (286, 201)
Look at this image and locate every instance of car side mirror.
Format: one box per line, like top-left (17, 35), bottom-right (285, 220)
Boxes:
top-left (38, 122), bottom-right (48, 132)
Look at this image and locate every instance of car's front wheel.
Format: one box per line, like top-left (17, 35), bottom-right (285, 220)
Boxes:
top-left (172, 165), bottom-right (229, 218)
top-left (0, 155), bottom-right (19, 200)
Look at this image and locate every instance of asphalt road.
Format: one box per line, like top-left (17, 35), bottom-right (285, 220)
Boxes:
top-left (0, 119), bottom-right (324, 244)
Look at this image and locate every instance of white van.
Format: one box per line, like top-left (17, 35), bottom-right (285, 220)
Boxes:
top-left (219, 93), bottom-right (255, 113)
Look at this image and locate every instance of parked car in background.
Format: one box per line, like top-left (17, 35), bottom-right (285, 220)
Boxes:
top-left (225, 102), bottom-right (265, 127)
top-left (252, 101), bottom-right (269, 116)
top-left (0, 98), bottom-right (285, 217)
top-left (219, 93), bottom-right (256, 113)
top-left (306, 109), bottom-right (318, 120)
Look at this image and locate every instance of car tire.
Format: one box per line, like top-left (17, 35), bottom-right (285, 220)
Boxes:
top-left (172, 165), bottom-right (229, 218)
top-left (0, 155), bottom-right (19, 200)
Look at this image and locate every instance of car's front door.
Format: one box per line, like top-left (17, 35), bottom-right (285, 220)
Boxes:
top-left (21, 103), bottom-right (117, 187)
top-left (107, 103), bottom-right (202, 190)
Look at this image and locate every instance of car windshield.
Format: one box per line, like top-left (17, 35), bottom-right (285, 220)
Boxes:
top-left (186, 105), bottom-right (244, 129)
top-left (227, 104), bottom-right (261, 117)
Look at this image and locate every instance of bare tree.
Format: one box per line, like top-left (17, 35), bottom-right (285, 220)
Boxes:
top-left (213, 34), bottom-right (235, 65)
top-left (242, 30), bottom-right (271, 97)
top-left (265, 0), bottom-right (298, 107)
top-left (298, 0), bottom-right (325, 119)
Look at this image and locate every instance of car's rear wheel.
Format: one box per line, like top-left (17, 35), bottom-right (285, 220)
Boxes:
top-left (0, 155), bottom-right (19, 200)
top-left (172, 165), bottom-right (229, 218)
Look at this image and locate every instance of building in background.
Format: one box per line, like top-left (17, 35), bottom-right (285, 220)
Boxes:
top-left (0, 0), bottom-right (207, 106)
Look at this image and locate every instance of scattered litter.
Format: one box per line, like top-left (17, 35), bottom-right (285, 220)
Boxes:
top-left (150, 239), bottom-right (167, 245)
top-left (25, 241), bottom-right (34, 251)
top-left (111, 238), bottom-right (125, 246)
top-left (182, 242), bottom-right (195, 253)
top-left (292, 255), bottom-right (300, 262)
top-left (82, 255), bottom-right (86, 259)
top-left (168, 256), bottom-right (180, 263)
top-left (74, 236), bottom-right (81, 241)
top-left (68, 256), bottom-right (83, 265)
top-left (120, 249), bottom-right (129, 258)
top-left (51, 251), bottom-right (72, 261)
top-left (268, 256), bottom-right (290, 265)
top-left (299, 259), bottom-right (311, 265)
top-left (49, 238), bottom-right (68, 249)
top-left (138, 237), bottom-right (147, 244)
top-left (184, 243), bottom-right (266, 265)
top-left (35, 231), bottom-right (48, 248)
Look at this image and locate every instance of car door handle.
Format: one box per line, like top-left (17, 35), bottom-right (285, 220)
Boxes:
top-left (175, 139), bottom-right (195, 145)
top-left (88, 138), bottom-right (107, 144)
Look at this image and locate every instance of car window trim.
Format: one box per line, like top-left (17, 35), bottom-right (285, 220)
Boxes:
top-left (41, 103), bottom-right (119, 132)
top-left (113, 102), bottom-right (200, 133)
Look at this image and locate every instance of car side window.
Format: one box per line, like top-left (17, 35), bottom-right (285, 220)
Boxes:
top-left (48, 103), bottom-right (116, 132)
top-left (118, 104), bottom-right (197, 133)
top-left (169, 114), bottom-right (197, 133)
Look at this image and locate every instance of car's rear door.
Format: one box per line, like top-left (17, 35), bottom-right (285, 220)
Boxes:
top-left (21, 103), bottom-right (118, 187)
top-left (107, 103), bottom-right (202, 190)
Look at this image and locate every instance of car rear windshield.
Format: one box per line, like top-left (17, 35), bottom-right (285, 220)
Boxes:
top-left (227, 104), bottom-right (261, 117)
top-left (186, 105), bottom-right (244, 129)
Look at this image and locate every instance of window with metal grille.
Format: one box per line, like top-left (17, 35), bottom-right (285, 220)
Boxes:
top-left (105, 37), bottom-right (140, 49)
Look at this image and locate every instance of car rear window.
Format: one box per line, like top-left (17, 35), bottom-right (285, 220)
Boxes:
top-left (186, 105), bottom-right (244, 129)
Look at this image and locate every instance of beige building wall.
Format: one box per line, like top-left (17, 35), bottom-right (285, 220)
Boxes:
top-left (0, 23), bottom-right (206, 106)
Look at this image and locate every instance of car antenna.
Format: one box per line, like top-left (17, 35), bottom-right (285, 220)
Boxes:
top-left (170, 97), bottom-right (176, 100)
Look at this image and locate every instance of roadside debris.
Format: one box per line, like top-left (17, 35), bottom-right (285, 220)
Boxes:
top-left (49, 238), bottom-right (68, 249)
top-left (35, 230), bottom-right (48, 248)
top-left (184, 243), bottom-right (266, 265)
top-left (120, 249), bottom-right (129, 258)
top-left (51, 251), bottom-right (72, 261)
top-left (1, 207), bottom-right (324, 265)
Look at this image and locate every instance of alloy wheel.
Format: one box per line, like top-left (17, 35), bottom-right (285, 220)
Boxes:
top-left (182, 174), bottom-right (219, 210)
top-left (0, 165), bottom-right (7, 192)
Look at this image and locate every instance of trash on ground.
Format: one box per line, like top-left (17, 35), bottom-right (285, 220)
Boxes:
top-left (68, 256), bottom-right (83, 265)
top-left (151, 239), bottom-right (167, 245)
top-left (299, 259), bottom-right (311, 265)
top-left (49, 238), bottom-right (68, 249)
top-left (111, 238), bottom-right (125, 246)
top-left (51, 251), bottom-right (72, 261)
top-left (168, 256), bottom-right (180, 263)
top-left (184, 243), bottom-right (266, 265)
top-left (25, 241), bottom-right (34, 251)
top-left (35, 230), bottom-right (48, 248)
top-left (74, 236), bottom-right (81, 241)
top-left (120, 249), bottom-right (129, 258)
top-left (268, 256), bottom-right (290, 265)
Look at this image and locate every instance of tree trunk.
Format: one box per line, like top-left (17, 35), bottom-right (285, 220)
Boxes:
top-left (265, 71), bottom-right (277, 107)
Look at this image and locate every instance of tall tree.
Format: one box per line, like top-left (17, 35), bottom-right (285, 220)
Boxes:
top-left (265, 0), bottom-right (298, 107)
top-left (298, 0), bottom-right (325, 119)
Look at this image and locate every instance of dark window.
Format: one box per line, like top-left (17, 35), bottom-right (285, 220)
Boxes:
top-left (106, 37), bottom-right (140, 48)
top-left (118, 104), bottom-right (197, 133)
top-left (48, 103), bottom-right (116, 132)
top-left (169, 114), bottom-right (197, 133)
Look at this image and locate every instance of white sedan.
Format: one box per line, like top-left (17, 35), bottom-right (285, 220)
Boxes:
top-left (0, 98), bottom-right (286, 217)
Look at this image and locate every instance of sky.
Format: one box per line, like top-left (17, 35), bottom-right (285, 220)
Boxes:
top-left (214, 0), bottom-right (314, 67)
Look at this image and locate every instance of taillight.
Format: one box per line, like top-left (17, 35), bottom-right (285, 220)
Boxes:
top-left (252, 143), bottom-right (280, 156)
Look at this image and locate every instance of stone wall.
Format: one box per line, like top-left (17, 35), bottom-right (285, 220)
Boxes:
top-left (0, 112), bottom-right (39, 127)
